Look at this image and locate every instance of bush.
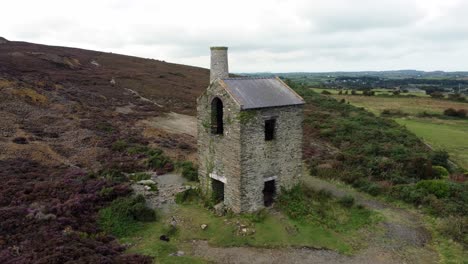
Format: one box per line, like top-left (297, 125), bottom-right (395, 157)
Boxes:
top-left (338, 195), bottom-right (355, 207)
top-left (177, 161), bottom-right (198, 181)
top-left (276, 185), bottom-right (309, 219)
top-left (128, 172), bottom-right (151, 181)
top-left (321, 90), bottom-right (332, 95)
top-left (130, 202), bottom-right (157, 222)
top-left (381, 109), bottom-right (407, 117)
top-left (444, 108), bottom-right (458, 117)
top-left (431, 150), bottom-right (449, 168)
top-left (146, 149), bottom-right (171, 169)
top-left (111, 140), bottom-right (128, 152)
top-left (457, 109), bottom-right (467, 118)
top-left (127, 144), bottom-right (151, 155)
top-left (443, 108), bottom-right (466, 118)
top-left (430, 92), bottom-right (444, 99)
top-left (432, 166), bottom-right (449, 179)
top-left (415, 180), bottom-right (450, 199)
top-left (353, 180), bottom-right (382, 196)
top-left (363, 90), bottom-right (375, 96)
top-left (175, 188), bottom-right (200, 204)
top-left (98, 195), bottom-right (155, 237)
top-left (100, 169), bottom-right (127, 182)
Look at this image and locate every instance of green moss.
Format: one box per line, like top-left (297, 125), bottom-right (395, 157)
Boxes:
top-left (237, 111), bottom-right (256, 124)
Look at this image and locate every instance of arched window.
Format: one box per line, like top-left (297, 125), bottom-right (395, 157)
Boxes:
top-left (211, 97), bottom-right (224, 135)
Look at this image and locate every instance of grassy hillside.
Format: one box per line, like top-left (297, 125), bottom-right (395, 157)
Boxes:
top-left (0, 40), bottom-right (209, 263)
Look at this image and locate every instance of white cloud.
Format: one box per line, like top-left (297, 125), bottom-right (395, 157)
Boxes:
top-left (1, 0), bottom-right (467, 71)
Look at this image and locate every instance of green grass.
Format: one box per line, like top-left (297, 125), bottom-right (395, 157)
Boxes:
top-left (424, 216), bottom-right (468, 264)
top-left (395, 118), bottom-right (468, 169)
top-left (120, 199), bottom-right (379, 262)
top-left (312, 89), bottom-right (468, 170)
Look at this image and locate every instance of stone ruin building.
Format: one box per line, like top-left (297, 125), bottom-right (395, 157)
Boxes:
top-left (197, 47), bottom-right (304, 213)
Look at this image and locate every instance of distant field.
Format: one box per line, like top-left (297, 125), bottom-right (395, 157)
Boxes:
top-left (331, 93), bottom-right (467, 116)
top-left (310, 88), bottom-right (431, 98)
top-left (311, 89), bottom-right (468, 169)
top-left (395, 118), bottom-right (468, 169)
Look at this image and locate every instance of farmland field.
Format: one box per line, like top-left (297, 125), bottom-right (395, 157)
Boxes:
top-left (312, 89), bottom-right (468, 169)
top-left (395, 118), bottom-right (468, 169)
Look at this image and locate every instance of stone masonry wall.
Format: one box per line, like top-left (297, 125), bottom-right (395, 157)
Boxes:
top-left (240, 105), bottom-right (303, 212)
top-left (197, 81), bottom-right (242, 212)
top-left (210, 47), bottom-right (229, 82)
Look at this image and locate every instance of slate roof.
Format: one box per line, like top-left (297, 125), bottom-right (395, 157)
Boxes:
top-left (221, 77), bottom-right (305, 110)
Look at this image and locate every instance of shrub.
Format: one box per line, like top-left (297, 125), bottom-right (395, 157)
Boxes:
top-left (99, 187), bottom-right (114, 198)
top-left (130, 202), bottom-right (157, 222)
top-left (381, 109), bottom-right (407, 117)
top-left (430, 92), bottom-right (444, 99)
top-left (111, 140), bottom-right (128, 152)
top-left (431, 150), bottom-right (449, 168)
top-left (316, 188), bottom-right (333, 201)
top-left (100, 169), bottom-right (127, 182)
top-left (353, 180), bottom-right (382, 196)
top-left (276, 185), bottom-right (309, 219)
top-left (448, 93), bottom-right (466, 102)
top-left (338, 195), bottom-right (355, 207)
top-left (363, 90), bottom-right (375, 96)
top-left (177, 161), bottom-right (198, 181)
top-left (127, 144), bottom-right (151, 155)
top-left (98, 195), bottom-right (155, 237)
top-left (391, 185), bottom-right (426, 204)
top-left (457, 109), bottom-right (467, 118)
top-left (321, 90), bottom-right (332, 95)
top-left (432, 166), bottom-right (449, 179)
top-left (146, 149), bottom-right (171, 169)
top-left (444, 108), bottom-right (458, 117)
top-left (128, 172), bottom-right (151, 181)
top-left (175, 188), bottom-right (200, 204)
top-left (415, 180), bottom-right (450, 199)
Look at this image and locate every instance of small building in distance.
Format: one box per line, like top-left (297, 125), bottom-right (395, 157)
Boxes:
top-left (197, 47), bottom-right (305, 213)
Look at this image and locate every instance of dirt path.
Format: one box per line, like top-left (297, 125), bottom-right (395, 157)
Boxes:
top-left (190, 176), bottom-right (439, 264)
top-left (141, 112), bottom-right (196, 136)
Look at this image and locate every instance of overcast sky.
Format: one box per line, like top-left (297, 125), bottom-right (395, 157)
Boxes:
top-left (2, 0), bottom-right (467, 72)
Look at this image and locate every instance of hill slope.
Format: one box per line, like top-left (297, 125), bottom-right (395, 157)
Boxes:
top-left (0, 40), bottom-right (209, 169)
top-left (0, 40), bottom-right (209, 263)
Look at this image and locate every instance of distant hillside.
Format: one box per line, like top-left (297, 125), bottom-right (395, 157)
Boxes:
top-left (0, 40), bottom-right (209, 114)
top-left (243, 70), bottom-right (468, 79)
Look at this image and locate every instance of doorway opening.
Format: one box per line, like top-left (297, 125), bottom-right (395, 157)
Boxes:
top-left (263, 180), bottom-right (276, 207)
top-left (211, 178), bottom-right (225, 203)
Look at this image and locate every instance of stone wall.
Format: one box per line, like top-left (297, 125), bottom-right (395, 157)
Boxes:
top-left (239, 105), bottom-right (303, 212)
top-left (197, 81), bottom-right (242, 212)
top-left (198, 81), bottom-right (303, 213)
